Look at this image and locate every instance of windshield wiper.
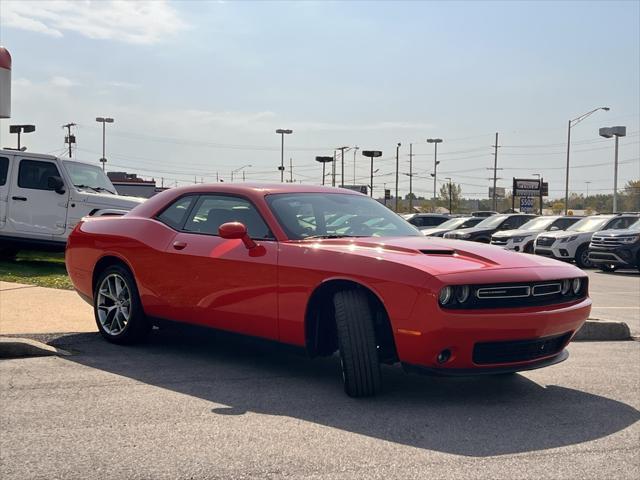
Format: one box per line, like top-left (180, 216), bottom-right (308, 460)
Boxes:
top-left (304, 234), bottom-right (366, 239)
top-left (74, 184), bottom-right (101, 193)
top-left (74, 184), bottom-right (115, 194)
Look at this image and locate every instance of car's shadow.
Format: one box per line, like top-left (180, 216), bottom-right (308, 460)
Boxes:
top-left (48, 326), bottom-right (640, 458)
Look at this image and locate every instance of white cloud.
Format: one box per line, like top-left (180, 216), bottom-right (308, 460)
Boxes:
top-left (1, 0), bottom-right (188, 45)
top-left (50, 76), bottom-right (78, 88)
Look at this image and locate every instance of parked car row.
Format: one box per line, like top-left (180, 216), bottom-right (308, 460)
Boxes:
top-left (430, 208), bottom-right (639, 271)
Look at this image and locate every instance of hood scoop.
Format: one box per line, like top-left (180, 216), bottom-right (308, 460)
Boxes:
top-left (419, 249), bottom-right (455, 255)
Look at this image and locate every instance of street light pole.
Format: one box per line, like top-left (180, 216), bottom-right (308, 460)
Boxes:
top-left (427, 138), bottom-right (443, 211)
top-left (599, 126), bottom-right (626, 213)
top-left (564, 107), bottom-right (609, 214)
top-left (408, 143), bottom-right (413, 211)
top-left (276, 129), bottom-right (293, 182)
top-left (361, 150), bottom-right (382, 197)
top-left (315, 156), bottom-right (333, 186)
top-left (336, 146), bottom-right (349, 187)
top-left (96, 117), bottom-right (114, 171)
top-left (352, 146), bottom-right (359, 185)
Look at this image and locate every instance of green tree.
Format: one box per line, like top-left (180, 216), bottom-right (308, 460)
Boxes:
top-left (438, 182), bottom-right (462, 213)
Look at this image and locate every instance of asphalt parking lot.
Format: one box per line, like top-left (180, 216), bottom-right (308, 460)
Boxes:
top-left (1, 328), bottom-right (639, 480)
top-left (586, 269), bottom-right (640, 334)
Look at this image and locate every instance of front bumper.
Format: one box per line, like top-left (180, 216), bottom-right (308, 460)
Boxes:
top-left (403, 349), bottom-right (568, 376)
top-left (393, 296), bottom-right (591, 373)
top-left (588, 246), bottom-right (639, 267)
top-left (535, 246), bottom-right (573, 260)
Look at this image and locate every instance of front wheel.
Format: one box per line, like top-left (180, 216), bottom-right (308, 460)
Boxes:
top-left (93, 264), bottom-right (151, 344)
top-left (574, 245), bottom-right (593, 269)
top-left (333, 289), bottom-right (381, 398)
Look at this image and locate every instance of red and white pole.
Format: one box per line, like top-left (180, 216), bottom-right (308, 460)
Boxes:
top-left (0, 46), bottom-right (12, 118)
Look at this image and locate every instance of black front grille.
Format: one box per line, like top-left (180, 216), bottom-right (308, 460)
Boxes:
top-left (442, 279), bottom-right (588, 309)
top-left (491, 237), bottom-right (508, 246)
top-left (473, 332), bottom-right (571, 365)
top-left (536, 236), bottom-right (556, 247)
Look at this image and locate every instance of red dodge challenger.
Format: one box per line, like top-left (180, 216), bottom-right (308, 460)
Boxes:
top-left (66, 183), bottom-right (591, 397)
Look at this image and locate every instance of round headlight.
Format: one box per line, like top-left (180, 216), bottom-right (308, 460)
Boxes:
top-left (572, 278), bottom-right (582, 295)
top-left (561, 279), bottom-right (571, 295)
top-left (439, 286), bottom-right (453, 306)
top-left (455, 285), bottom-right (470, 303)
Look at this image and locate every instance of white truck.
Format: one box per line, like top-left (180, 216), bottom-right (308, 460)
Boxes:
top-left (0, 149), bottom-right (144, 258)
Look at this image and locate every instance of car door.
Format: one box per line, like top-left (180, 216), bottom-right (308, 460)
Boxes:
top-left (0, 155), bottom-right (11, 229)
top-left (7, 158), bottom-right (69, 237)
top-left (154, 193), bottom-right (279, 340)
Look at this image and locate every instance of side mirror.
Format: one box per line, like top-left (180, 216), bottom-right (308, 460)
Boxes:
top-left (219, 222), bottom-right (257, 249)
top-left (47, 175), bottom-right (65, 194)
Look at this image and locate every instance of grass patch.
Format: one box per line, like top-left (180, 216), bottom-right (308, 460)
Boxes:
top-left (0, 250), bottom-right (73, 290)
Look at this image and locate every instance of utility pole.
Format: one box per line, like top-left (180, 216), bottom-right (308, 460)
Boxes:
top-left (445, 177), bottom-right (453, 213)
top-left (353, 146), bottom-right (359, 184)
top-left (289, 157), bottom-right (293, 183)
top-left (395, 143), bottom-right (401, 212)
top-left (276, 128), bottom-right (293, 182)
top-left (62, 123), bottom-right (76, 158)
top-left (332, 150), bottom-right (337, 187)
top-left (408, 143), bottom-right (414, 211)
top-left (427, 138), bottom-right (443, 211)
top-left (491, 132), bottom-right (499, 211)
top-left (336, 146), bottom-right (348, 187)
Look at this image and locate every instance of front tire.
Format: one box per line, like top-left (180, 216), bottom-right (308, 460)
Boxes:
top-left (93, 264), bottom-right (150, 344)
top-left (575, 245), bottom-right (593, 269)
top-left (333, 289), bottom-right (381, 398)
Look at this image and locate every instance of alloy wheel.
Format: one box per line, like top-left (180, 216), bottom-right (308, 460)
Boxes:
top-left (97, 273), bottom-right (132, 335)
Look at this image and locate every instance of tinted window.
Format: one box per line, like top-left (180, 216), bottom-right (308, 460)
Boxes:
top-left (0, 157), bottom-right (8, 186)
top-left (18, 160), bottom-right (60, 190)
top-left (606, 217), bottom-right (638, 230)
top-left (156, 196), bottom-right (195, 230)
top-left (266, 193), bottom-right (420, 239)
top-left (184, 195), bottom-right (272, 239)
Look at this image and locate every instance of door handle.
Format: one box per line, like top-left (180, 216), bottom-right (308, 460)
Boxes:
top-left (12, 196), bottom-right (27, 201)
top-left (172, 241), bottom-right (187, 250)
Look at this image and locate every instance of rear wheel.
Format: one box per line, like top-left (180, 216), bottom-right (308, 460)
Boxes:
top-left (574, 245), bottom-right (593, 269)
top-left (333, 289), bottom-right (381, 397)
top-left (93, 264), bottom-right (151, 344)
top-left (523, 242), bottom-right (534, 254)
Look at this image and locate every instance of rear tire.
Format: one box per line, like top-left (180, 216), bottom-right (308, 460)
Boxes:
top-left (523, 242), bottom-right (534, 254)
top-left (93, 264), bottom-right (151, 344)
top-left (333, 289), bottom-right (381, 398)
top-left (574, 245), bottom-right (593, 269)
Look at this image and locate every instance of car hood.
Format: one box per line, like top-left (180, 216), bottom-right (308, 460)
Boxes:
top-left (492, 228), bottom-right (540, 238)
top-left (302, 236), bottom-right (567, 277)
top-left (538, 230), bottom-right (587, 239)
top-left (71, 191), bottom-right (146, 210)
top-left (421, 227), bottom-right (451, 236)
top-left (592, 229), bottom-right (639, 237)
top-left (447, 226), bottom-right (493, 237)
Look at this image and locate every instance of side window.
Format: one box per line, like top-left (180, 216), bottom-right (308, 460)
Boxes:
top-left (156, 196), bottom-right (195, 230)
top-left (183, 195), bottom-right (273, 239)
top-left (606, 217), bottom-right (636, 230)
top-left (0, 157), bottom-right (8, 186)
top-left (18, 160), bottom-right (60, 190)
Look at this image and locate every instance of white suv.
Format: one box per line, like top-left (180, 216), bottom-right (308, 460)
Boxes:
top-left (534, 214), bottom-right (640, 268)
top-left (491, 215), bottom-right (581, 253)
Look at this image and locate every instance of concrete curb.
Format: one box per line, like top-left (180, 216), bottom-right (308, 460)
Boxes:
top-left (0, 336), bottom-right (71, 358)
top-left (573, 319), bottom-right (632, 342)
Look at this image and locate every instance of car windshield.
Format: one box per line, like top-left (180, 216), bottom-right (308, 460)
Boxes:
top-left (64, 161), bottom-right (116, 194)
top-left (520, 217), bottom-right (557, 231)
top-left (626, 219), bottom-right (640, 232)
top-left (475, 214), bottom-right (508, 228)
top-left (266, 193), bottom-right (421, 240)
top-left (566, 216), bottom-right (611, 233)
top-left (435, 217), bottom-right (469, 229)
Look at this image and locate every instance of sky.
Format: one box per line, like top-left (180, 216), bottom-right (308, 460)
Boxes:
top-left (0, 0), bottom-right (638, 200)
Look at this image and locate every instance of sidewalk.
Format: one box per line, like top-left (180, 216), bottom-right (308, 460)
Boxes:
top-left (0, 281), bottom-right (96, 335)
